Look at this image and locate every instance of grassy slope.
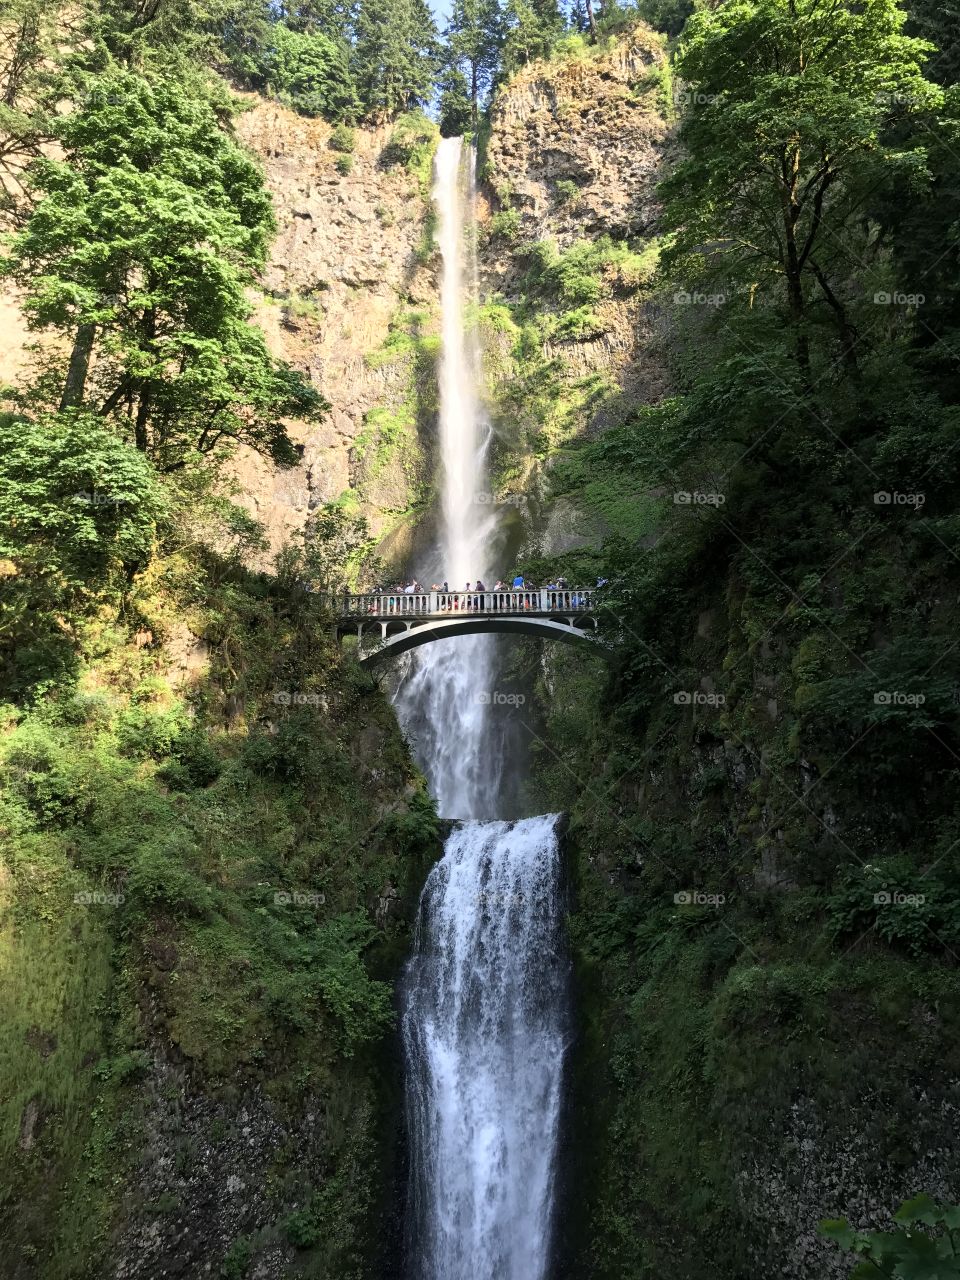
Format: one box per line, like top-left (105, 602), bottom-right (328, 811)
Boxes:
top-left (0, 541), bottom-right (439, 1279)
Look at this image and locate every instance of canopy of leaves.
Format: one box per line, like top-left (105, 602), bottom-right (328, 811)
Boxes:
top-left (662, 0), bottom-right (943, 366)
top-left (259, 22), bottom-right (360, 120)
top-left (0, 411), bottom-right (166, 690)
top-left (2, 65), bottom-right (325, 470)
top-left (351, 0), bottom-right (439, 120)
top-left (821, 1194), bottom-right (960, 1278)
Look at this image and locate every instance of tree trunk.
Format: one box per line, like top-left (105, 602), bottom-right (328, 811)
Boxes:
top-left (59, 323), bottom-right (95, 411)
top-left (134, 380), bottom-right (151, 453)
top-left (585, 0), bottom-right (597, 40)
top-left (4, 16), bottom-right (40, 107)
top-left (134, 306), bottom-right (156, 452)
top-left (780, 152), bottom-right (810, 381)
top-left (810, 259), bottom-right (860, 378)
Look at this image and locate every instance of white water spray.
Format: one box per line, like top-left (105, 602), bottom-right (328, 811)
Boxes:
top-left (396, 138), bottom-right (570, 1280)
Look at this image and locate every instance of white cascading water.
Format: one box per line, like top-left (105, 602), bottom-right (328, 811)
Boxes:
top-left (396, 138), bottom-right (571, 1280)
top-left (393, 136), bottom-right (500, 820)
top-left (402, 817), bottom-right (568, 1280)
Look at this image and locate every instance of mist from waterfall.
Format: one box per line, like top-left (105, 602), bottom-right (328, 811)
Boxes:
top-left (395, 137), bottom-right (570, 1280)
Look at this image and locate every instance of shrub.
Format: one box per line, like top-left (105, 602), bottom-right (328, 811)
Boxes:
top-left (0, 411), bottom-right (166, 692)
top-left (821, 1194), bottom-right (960, 1277)
top-left (329, 123), bottom-right (355, 153)
top-left (221, 1236), bottom-right (253, 1279)
top-left (380, 111), bottom-right (438, 191)
top-left (489, 208), bottom-right (521, 241)
top-left (335, 154), bottom-right (353, 176)
top-left (554, 178), bottom-right (580, 205)
top-left (552, 306), bottom-right (605, 340)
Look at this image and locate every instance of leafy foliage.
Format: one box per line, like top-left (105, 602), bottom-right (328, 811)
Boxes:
top-left (516, 5), bottom-right (960, 1276)
top-left (260, 22), bottom-right (360, 119)
top-left (351, 0), bottom-right (439, 120)
top-left (0, 412), bottom-right (166, 692)
top-left (821, 1195), bottom-right (960, 1278)
top-left (2, 66), bottom-right (325, 471)
top-left (0, 523), bottom-right (440, 1273)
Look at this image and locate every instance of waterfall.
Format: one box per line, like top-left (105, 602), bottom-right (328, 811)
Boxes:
top-left (393, 136), bottom-right (500, 820)
top-left (395, 137), bottom-right (570, 1280)
top-left (402, 817), bottom-right (569, 1280)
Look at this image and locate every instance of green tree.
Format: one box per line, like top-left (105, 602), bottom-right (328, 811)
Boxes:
top-left (0, 0), bottom-right (68, 217)
top-left (634, 0), bottom-right (692, 39)
top-left (261, 22), bottom-right (359, 119)
top-left (0, 410), bottom-right (166, 689)
top-left (299, 502), bottom-right (378, 594)
top-left (905, 0), bottom-right (960, 86)
top-left (445, 0), bottom-right (504, 122)
top-left (663, 0), bottom-right (943, 375)
top-left (278, 0), bottom-right (351, 39)
top-left (500, 0), bottom-right (563, 76)
top-left (2, 66), bottom-right (325, 472)
top-left (352, 0), bottom-right (439, 121)
top-left (217, 0), bottom-right (276, 84)
top-left (437, 63), bottom-right (472, 136)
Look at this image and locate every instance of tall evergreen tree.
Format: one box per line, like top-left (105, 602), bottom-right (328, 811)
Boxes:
top-left (501, 0), bottom-right (563, 76)
top-left (445, 0), bottom-right (504, 122)
top-left (352, 0), bottom-right (439, 121)
top-left (438, 62), bottom-right (473, 136)
top-left (0, 0), bottom-right (68, 218)
top-left (904, 0), bottom-right (960, 86)
top-left (279, 0), bottom-right (351, 38)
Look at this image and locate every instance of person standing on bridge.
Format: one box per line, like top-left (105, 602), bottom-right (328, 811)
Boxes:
top-left (475, 578), bottom-right (486, 610)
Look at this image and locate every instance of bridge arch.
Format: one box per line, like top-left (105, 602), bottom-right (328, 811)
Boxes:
top-left (352, 616), bottom-right (602, 667)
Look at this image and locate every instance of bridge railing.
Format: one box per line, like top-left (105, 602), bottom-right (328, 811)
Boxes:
top-left (334, 589), bottom-right (595, 618)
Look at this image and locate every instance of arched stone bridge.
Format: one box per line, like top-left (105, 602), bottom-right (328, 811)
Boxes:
top-left (332, 589), bottom-right (600, 666)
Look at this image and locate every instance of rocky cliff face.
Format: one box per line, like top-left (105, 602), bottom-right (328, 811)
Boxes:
top-left (231, 101), bottom-right (440, 565)
top-left (0, 42), bottom-right (672, 571)
top-left (0, 99), bottom-right (442, 570)
top-left (229, 33), bottom-right (676, 570)
top-left (230, 33), bottom-right (676, 570)
top-left (485, 27), bottom-right (668, 252)
top-left (476, 27), bottom-right (673, 557)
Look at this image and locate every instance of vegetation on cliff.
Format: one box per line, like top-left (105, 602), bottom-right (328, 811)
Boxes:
top-left (4, 0), bottom-right (960, 1275)
top-left (0, 7), bottom-right (440, 1277)
top-left (515, 1), bottom-right (960, 1276)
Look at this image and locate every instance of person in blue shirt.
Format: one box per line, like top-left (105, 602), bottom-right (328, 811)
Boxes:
top-left (512, 573), bottom-right (524, 588)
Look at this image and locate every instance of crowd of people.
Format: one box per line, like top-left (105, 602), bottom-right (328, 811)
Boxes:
top-left (363, 574), bottom-right (593, 614)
